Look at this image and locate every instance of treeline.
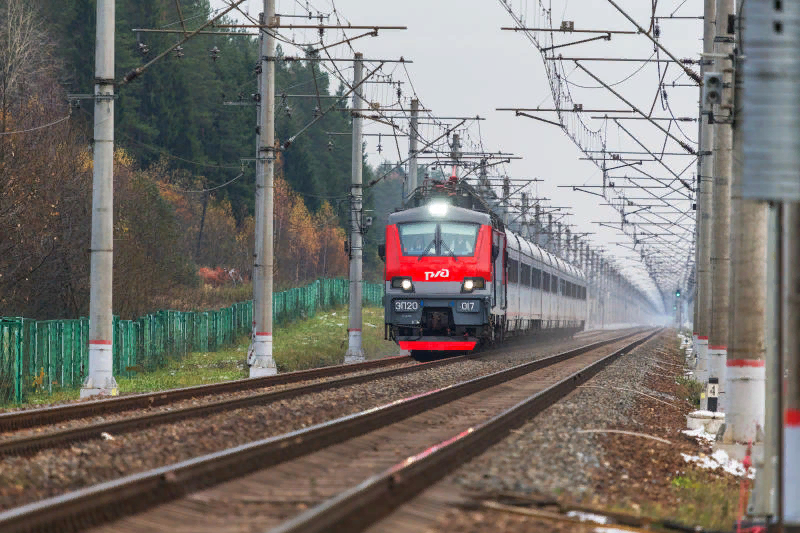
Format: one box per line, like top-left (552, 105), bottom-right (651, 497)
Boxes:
top-left (0, 0), bottom-right (392, 320)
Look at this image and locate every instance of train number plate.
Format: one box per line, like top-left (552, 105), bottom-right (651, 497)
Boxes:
top-left (458, 301), bottom-right (479, 313)
top-left (394, 300), bottom-right (420, 312)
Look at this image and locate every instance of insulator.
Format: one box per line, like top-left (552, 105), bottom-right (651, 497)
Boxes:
top-left (174, 46), bottom-right (184, 59)
top-left (313, 105), bottom-right (321, 118)
top-left (209, 46), bottom-right (220, 61)
top-left (328, 139), bottom-right (334, 152)
top-left (286, 105), bottom-right (293, 117)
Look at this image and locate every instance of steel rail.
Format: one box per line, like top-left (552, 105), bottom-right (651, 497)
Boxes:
top-left (0, 355), bottom-right (413, 432)
top-left (0, 331), bottom-right (645, 533)
top-left (0, 329), bottom-right (615, 435)
top-left (272, 329), bottom-right (661, 533)
top-left (0, 343), bottom-right (520, 456)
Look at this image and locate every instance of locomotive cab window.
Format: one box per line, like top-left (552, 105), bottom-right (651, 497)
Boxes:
top-left (440, 222), bottom-right (479, 256)
top-left (398, 222), bottom-right (437, 256)
top-left (398, 222), bottom-right (479, 257)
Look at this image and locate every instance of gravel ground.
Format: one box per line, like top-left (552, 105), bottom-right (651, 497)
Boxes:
top-left (417, 331), bottom-right (731, 533)
top-left (0, 330), bottom-right (630, 511)
top-left (0, 330), bottom-right (624, 444)
top-left (445, 331), bottom-right (668, 498)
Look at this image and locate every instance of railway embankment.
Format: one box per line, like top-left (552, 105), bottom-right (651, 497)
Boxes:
top-left (400, 331), bottom-right (746, 533)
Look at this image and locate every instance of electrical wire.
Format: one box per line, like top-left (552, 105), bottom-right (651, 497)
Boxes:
top-left (0, 112), bottom-right (72, 135)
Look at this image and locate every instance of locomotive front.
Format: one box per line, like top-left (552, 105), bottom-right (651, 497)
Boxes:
top-left (382, 202), bottom-right (497, 352)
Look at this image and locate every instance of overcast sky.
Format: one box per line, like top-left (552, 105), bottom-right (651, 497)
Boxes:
top-left (209, 0), bottom-right (702, 308)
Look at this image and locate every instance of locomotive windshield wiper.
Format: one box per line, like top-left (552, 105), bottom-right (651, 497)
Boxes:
top-left (440, 240), bottom-right (458, 262)
top-left (417, 238), bottom-right (437, 261)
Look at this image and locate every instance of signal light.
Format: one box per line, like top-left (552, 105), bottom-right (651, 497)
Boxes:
top-left (676, 289), bottom-right (681, 298)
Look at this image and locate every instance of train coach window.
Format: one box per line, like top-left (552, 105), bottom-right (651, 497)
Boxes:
top-left (521, 263), bottom-right (531, 287)
top-left (508, 258), bottom-right (519, 284)
top-left (582, 286), bottom-right (586, 300)
top-left (567, 282), bottom-right (573, 298)
top-left (551, 275), bottom-right (559, 294)
top-left (542, 272), bottom-right (550, 291)
top-left (532, 268), bottom-right (541, 289)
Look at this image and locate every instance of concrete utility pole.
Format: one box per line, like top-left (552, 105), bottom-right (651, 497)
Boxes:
top-left (81, 0), bottom-right (119, 398)
top-left (406, 98), bottom-right (419, 205)
top-left (564, 227), bottom-right (571, 263)
top-left (740, 0), bottom-right (800, 521)
top-left (785, 205), bottom-right (800, 528)
top-left (502, 176), bottom-right (510, 225)
top-left (534, 204), bottom-right (541, 246)
top-left (723, 33), bottom-right (766, 446)
top-left (520, 193), bottom-right (529, 238)
top-left (249, 0), bottom-right (278, 377)
top-left (556, 222), bottom-right (563, 258)
top-left (547, 213), bottom-right (553, 252)
top-left (695, 0), bottom-right (716, 393)
top-left (707, 0), bottom-right (735, 412)
top-left (345, 53), bottom-right (365, 363)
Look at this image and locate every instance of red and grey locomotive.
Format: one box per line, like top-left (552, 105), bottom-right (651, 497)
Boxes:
top-left (380, 183), bottom-right (587, 353)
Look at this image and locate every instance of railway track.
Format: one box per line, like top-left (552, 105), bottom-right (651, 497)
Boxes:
top-left (0, 329), bottom-right (622, 456)
top-left (0, 329), bottom-right (655, 533)
top-left (0, 355), bottom-right (416, 432)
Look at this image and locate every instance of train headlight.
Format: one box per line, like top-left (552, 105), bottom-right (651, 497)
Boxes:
top-left (461, 277), bottom-right (485, 293)
top-left (427, 201), bottom-right (449, 217)
top-left (392, 277), bottom-right (414, 292)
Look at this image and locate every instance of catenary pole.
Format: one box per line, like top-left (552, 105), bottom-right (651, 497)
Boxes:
top-left (740, 0), bottom-right (800, 520)
top-left (81, 0), bottom-right (119, 398)
top-left (707, 0), bottom-right (735, 413)
top-left (723, 15), bottom-right (766, 447)
top-left (784, 204), bottom-right (800, 529)
top-left (406, 98), bottom-right (419, 205)
top-left (345, 53), bottom-right (365, 363)
top-left (695, 0), bottom-right (716, 400)
top-left (249, 1), bottom-right (278, 377)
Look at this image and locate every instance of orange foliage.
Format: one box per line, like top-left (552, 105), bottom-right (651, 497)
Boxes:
top-left (158, 164), bottom-right (347, 289)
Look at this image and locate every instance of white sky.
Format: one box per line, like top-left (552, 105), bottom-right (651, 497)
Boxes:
top-left (209, 0), bottom-right (703, 309)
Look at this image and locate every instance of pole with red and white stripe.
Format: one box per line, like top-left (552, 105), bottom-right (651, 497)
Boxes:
top-left (784, 203), bottom-right (800, 528)
top-left (81, 0), bottom-right (118, 398)
top-left (707, 0), bottom-right (736, 414)
top-left (249, 0), bottom-right (278, 377)
top-left (722, 30), bottom-right (767, 446)
top-left (345, 53), bottom-right (365, 363)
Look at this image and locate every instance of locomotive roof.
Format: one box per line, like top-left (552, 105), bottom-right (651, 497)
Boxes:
top-left (388, 205), bottom-right (492, 225)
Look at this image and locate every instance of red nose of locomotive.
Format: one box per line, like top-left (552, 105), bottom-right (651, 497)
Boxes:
top-left (382, 203), bottom-right (498, 352)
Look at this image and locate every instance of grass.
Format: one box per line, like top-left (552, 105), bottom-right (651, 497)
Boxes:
top-left (11, 306), bottom-right (400, 407)
top-left (603, 469), bottom-right (741, 532)
top-left (675, 376), bottom-right (704, 408)
top-left (664, 470), bottom-right (740, 530)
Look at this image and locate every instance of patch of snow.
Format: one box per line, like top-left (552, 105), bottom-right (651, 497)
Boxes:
top-left (331, 312), bottom-right (337, 316)
top-left (680, 449), bottom-right (755, 478)
top-left (682, 427), bottom-right (715, 444)
top-left (365, 323), bottom-right (377, 328)
top-left (567, 511), bottom-right (609, 524)
top-left (337, 323), bottom-right (343, 326)
top-left (689, 410), bottom-right (725, 419)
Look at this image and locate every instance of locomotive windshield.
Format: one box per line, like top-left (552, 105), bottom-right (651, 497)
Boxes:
top-left (398, 222), bottom-right (479, 257)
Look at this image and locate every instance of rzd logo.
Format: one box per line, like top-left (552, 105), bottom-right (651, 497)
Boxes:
top-left (424, 269), bottom-right (450, 281)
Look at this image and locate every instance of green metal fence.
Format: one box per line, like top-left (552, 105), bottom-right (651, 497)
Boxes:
top-left (0, 278), bottom-right (383, 404)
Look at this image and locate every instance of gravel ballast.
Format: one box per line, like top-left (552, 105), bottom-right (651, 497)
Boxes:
top-left (0, 330), bottom-right (631, 511)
